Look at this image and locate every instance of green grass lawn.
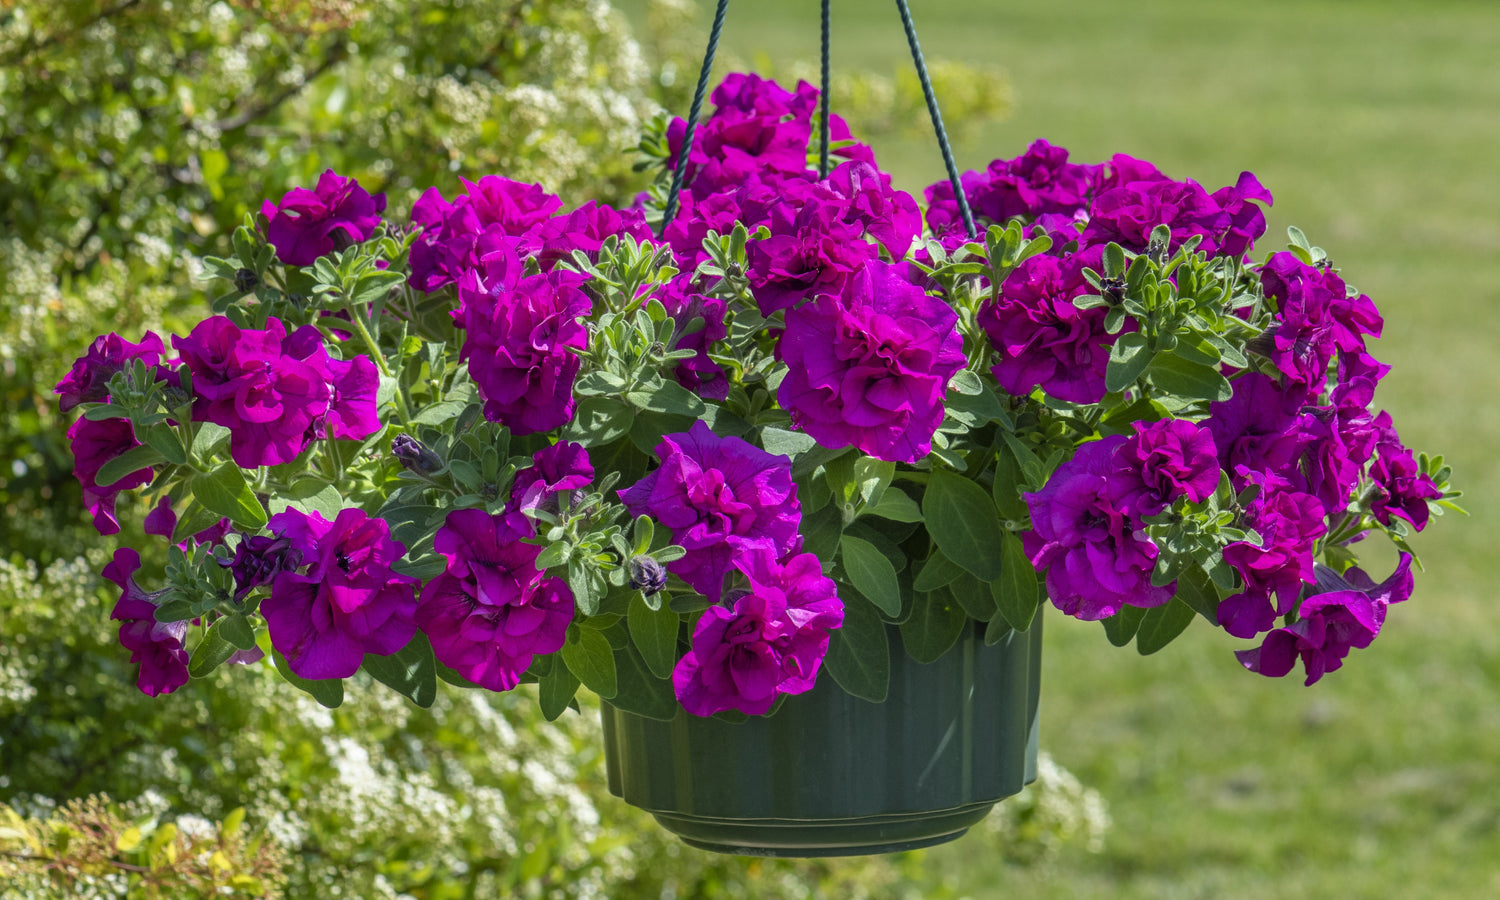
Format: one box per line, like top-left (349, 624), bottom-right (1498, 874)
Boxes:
top-left (629, 1), bottom-right (1500, 896)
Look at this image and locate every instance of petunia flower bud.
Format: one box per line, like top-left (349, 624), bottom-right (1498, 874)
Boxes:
top-left (627, 556), bottom-right (669, 595)
top-left (392, 434), bottom-right (444, 475)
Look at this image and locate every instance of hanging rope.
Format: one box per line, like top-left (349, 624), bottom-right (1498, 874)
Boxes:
top-left (819, 0), bottom-right (831, 179)
top-left (894, 0), bottom-right (976, 239)
top-left (658, 0), bottom-right (731, 238)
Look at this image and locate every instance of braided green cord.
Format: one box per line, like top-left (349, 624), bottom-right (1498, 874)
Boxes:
top-left (819, 0), bottom-right (831, 179)
top-left (894, 0), bottom-right (976, 238)
top-left (657, 0), bottom-right (731, 238)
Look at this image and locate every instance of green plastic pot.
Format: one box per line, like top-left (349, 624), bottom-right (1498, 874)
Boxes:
top-left (600, 614), bottom-right (1042, 857)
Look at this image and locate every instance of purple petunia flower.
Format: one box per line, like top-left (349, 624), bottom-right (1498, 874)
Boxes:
top-left (619, 421), bottom-right (801, 602)
top-left (924, 139), bottom-right (1099, 237)
top-left (174, 316), bottom-right (379, 468)
top-left (457, 248), bottom-right (592, 435)
top-left (1207, 372), bottom-right (1316, 486)
top-left (1368, 413), bottom-right (1442, 532)
top-left (776, 260), bottom-right (966, 463)
top-left (415, 509), bottom-right (575, 692)
top-left (673, 548), bottom-right (844, 717)
top-left (977, 247), bottom-right (1115, 404)
top-left (818, 160), bottom-right (924, 259)
top-left (1236, 554), bottom-right (1413, 685)
top-left (1078, 170), bottom-right (1271, 259)
top-left (104, 548), bottom-right (189, 697)
top-left (230, 534), bottom-right (303, 598)
top-left (1024, 436), bottom-right (1173, 621)
top-left (67, 416), bottom-right (155, 536)
top-left (746, 198), bottom-right (878, 315)
top-left (1110, 419), bottom-right (1221, 517)
top-left (261, 169), bottom-right (386, 267)
top-left (1217, 476), bottom-right (1327, 639)
top-left (262, 508), bottom-right (420, 680)
top-left (511, 441), bottom-right (594, 513)
top-left (55, 331), bottom-right (169, 412)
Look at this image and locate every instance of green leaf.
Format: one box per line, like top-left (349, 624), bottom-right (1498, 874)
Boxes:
top-left (1148, 352), bottom-right (1233, 402)
top-left (538, 656), bottom-right (581, 721)
top-left (900, 592), bottom-right (967, 663)
top-left (561, 627), bottom-right (618, 699)
top-left (1135, 598), bottom-right (1197, 655)
top-left (608, 642), bottom-right (679, 721)
top-left (947, 572), bottom-right (997, 622)
top-left (839, 534), bottom-right (903, 617)
top-left (559, 397), bottom-right (634, 446)
top-left (190, 422), bottom-right (230, 459)
top-left (1102, 241), bottom-right (1127, 277)
top-left (922, 470), bottom-right (1004, 582)
top-left (284, 479), bottom-right (343, 520)
top-left (991, 531), bottom-right (1040, 632)
top-left (630, 379), bottom-right (706, 417)
top-left (999, 433), bottom-right (1047, 491)
top-left (193, 461), bottom-right (268, 530)
top-left (1101, 605), bottom-right (1147, 647)
top-left (628, 593), bottom-right (680, 680)
top-left (991, 443), bottom-right (1029, 519)
top-left (361, 633), bottom-right (438, 708)
top-left (1173, 566), bottom-right (1222, 624)
top-left (410, 399), bottom-right (467, 426)
top-left (94, 444), bottom-right (165, 489)
top-left (759, 426), bottom-right (818, 458)
top-left (272, 650), bottom-right (344, 708)
top-left (188, 621), bottom-right (241, 677)
top-left (799, 503), bottom-right (844, 564)
top-left (217, 614), bottom-right (256, 651)
top-left (913, 548), bottom-right (965, 592)
top-left (863, 486), bottom-right (923, 523)
top-left (141, 423), bottom-right (188, 465)
top-left (1105, 332), bottom-right (1152, 393)
top-left (853, 456), bottom-right (896, 507)
top-left (824, 592), bottom-right (890, 702)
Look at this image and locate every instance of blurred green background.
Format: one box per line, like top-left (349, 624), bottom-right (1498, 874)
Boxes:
top-left (4, 0), bottom-right (1497, 896)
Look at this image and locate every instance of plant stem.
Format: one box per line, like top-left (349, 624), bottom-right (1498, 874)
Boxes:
top-left (345, 303), bottom-right (414, 423)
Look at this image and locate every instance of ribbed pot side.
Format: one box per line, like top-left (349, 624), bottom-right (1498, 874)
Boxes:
top-left (601, 614), bottom-right (1043, 857)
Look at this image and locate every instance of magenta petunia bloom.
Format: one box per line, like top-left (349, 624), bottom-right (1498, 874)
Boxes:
top-left (977, 247), bottom-right (1114, 404)
top-left (1367, 413), bottom-right (1442, 532)
top-left (143, 497), bottom-right (177, 537)
top-left (666, 74), bottom-right (819, 195)
top-left (777, 260), bottom-right (966, 463)
top-left (1025, 436), bottom-right (1173, 621)
top-left (746, 199), bottom-right (878, 315)
top-left (55, 331), bottom-right (169, 412)
top-left (1236, 554), bottom-right (1412, 685)
top-left (819, 160), bottom-right (923, 259)
top-left (415, 509), bottom-right (575, 692)
top-left (1217, 477), bottom-right (1327, 638)
top-left (457, 249), bottom-right (592, 435)
top-left (262, 508), bottom-right (420, 680)
top-left (261, 169), bottom-right (386, 267)
top-left (104, 548), bottom-right (189, 697)
top-left (924, 139), bottom-right (1099, 237)
top-left (1079, 170), bottom-right (1270, 259)
top-left (324, 353), bottom-right (382, 441)
top-left (174, 316), bottom-right (350, 467)
top-left (1110, 418), bottom-right (1221, 517)
top-left (67, 416), bottom-right (155, 535)
top-left (230, 534), bottom-right (303, 598)
top-left (1207, 373), bottom-right (1316, 485)
top-left (619, 421), bottom-right (801, 602)
top-left (673, 548), bottom-right (844, 717)
top-left (511, 441), bottom-right (594, 512)
top-left (523, 200), bottom-right (654, 270)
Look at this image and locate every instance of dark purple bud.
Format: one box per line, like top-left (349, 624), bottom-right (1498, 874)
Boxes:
top-left (627, 555), bottom-right (669, 595)
top-left (392, 434), bottom-right (443, 475)
top-left (1099, 276), bottom-right (1126, 304)
top-left (230, 535), bottom-right (303, 596)
top-left (234, 268), bottom-right (259, 293)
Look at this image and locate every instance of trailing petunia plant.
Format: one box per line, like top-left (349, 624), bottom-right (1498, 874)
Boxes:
top-left (60, 73), bottom-right (1461, 723)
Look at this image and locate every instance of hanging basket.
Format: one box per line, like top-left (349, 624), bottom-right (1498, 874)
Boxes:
top-left (600, 614), bottom-right (1042, 857)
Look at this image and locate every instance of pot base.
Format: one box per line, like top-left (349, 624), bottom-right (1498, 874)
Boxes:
top-left (655, 801), bottom-right (996, 857)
